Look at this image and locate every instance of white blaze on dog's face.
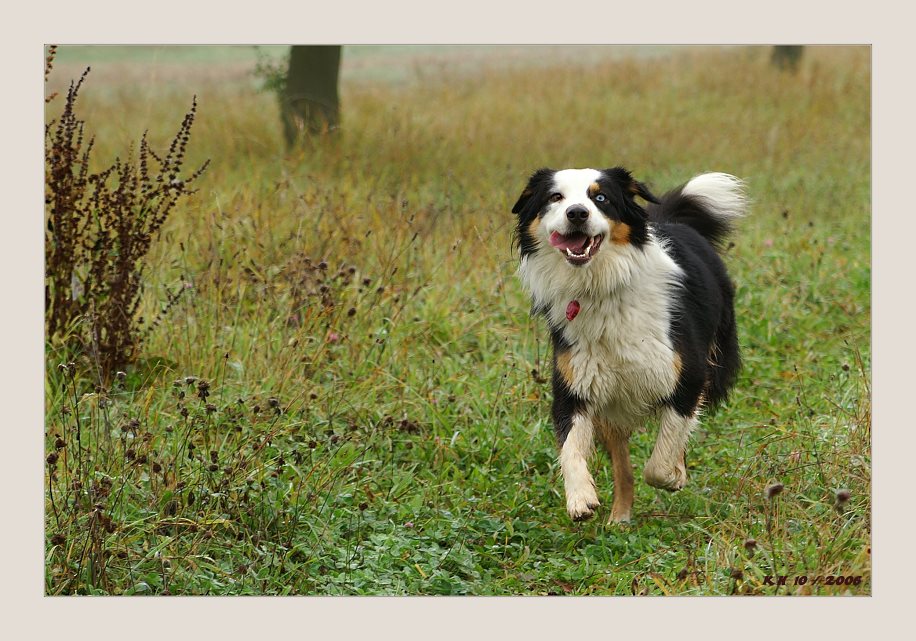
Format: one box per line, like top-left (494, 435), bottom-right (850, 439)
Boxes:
top-left (539, 169), bottom-right (609, 266)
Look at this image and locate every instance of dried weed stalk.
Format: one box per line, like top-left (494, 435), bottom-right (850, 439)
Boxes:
top-left (45, 62), bottom-right (209, 377)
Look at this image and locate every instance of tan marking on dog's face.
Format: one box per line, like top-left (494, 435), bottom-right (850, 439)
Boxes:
top-left (610, 222), bottom-right (631, 245)
top-left (527, 217), bottom-right (540, 243)
top-left (556, 349), bottom-right (575, 387)
top-left (588, 182), bottom-right (601, 197)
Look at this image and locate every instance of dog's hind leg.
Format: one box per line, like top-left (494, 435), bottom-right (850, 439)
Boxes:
top-left (558, 413), bottom-right (601, 522)
top-left (643, 406), bottom-right (696, 492)
top-left (596, 421), bottom-right (634, 524)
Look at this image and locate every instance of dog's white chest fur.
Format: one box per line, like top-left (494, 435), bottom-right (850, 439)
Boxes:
top-left (520, 234), bottom-right (683, 423)
top-left (562, 290), bottom-right (678, 420)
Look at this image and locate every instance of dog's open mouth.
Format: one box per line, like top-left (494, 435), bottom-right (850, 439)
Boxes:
top-left (549, 231), bottom-right (604, 266)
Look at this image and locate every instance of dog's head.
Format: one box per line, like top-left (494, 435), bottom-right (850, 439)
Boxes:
top-left (512, 167), bottom-right (659, 267)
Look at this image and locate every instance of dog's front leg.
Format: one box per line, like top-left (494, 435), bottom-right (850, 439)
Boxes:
top-left (643, 405), bottom-right (694, 491)
top-left (556, 411), bottom-right (600, 522)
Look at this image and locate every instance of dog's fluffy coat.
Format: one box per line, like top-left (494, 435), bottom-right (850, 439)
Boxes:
top-left (512, 167), bottom-right (746, 523)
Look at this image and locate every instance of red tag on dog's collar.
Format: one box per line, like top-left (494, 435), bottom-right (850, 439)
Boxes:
top-left (566, 300), bottom-right (581, 321)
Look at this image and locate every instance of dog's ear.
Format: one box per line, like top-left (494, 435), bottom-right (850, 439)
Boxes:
top-left (512, 168), bottom-right (555, 214)
top-left (604, 166), bottom-right (660, 205)
top-left (627, 179), bottom-right (660, 205)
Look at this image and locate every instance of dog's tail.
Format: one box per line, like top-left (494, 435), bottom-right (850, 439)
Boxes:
top-left (648, 172), bottom-right (748, 250)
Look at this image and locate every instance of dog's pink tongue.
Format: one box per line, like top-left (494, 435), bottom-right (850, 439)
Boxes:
top-left (549, 231), bottom-right (590, 253)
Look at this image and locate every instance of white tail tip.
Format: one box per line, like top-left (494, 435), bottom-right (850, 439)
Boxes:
top-left (682, 172), bottom-right (748, 220)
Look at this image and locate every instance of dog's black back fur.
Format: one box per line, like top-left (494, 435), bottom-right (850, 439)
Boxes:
top-left (647, 185), bottom-right (736, 250)
top-left (642, 181), bottom-right (742, 413)
top-left (653, 221), bottom-right (740, 413)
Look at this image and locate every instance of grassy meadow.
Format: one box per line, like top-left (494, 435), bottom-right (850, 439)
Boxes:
top-left (44, 45), bottom-right (871, 595)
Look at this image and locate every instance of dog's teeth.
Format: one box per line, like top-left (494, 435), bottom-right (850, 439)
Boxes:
top-left (566, 248), bottom-right (574, 257)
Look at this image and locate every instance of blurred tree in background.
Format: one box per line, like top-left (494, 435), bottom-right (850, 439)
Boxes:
top-left (282, 45), bottom-right (342, 146)
top-left (771, 45), bottom-right (804, 72)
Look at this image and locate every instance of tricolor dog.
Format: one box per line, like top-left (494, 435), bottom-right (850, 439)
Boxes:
top-left (512, 167), bottom-right (746, 524)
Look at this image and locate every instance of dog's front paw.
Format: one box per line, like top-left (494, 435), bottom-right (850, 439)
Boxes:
top-left (643, 456), bottom-right (688, 492)
top-left (607, 506), bottom-right (632, 524)
top-left (566, 485), bottom-right (601, 522)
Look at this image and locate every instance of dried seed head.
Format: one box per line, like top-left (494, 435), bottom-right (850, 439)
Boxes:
top-left (764, 482), bottom-right (784, 500)
top-left (744, 538), bottom-right (757, 553)
top-left (834, 488), bottom-right (852, 511)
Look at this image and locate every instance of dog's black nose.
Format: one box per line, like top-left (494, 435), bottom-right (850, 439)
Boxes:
top-left (566, 205), bottom-right (589, 224)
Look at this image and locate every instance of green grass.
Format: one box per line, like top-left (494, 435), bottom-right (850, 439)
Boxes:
top-left (44, 45), bottom-right (870, 595)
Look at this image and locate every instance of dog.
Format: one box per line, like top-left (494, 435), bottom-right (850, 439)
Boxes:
top-left (512, 167), bottom-right (746, 524)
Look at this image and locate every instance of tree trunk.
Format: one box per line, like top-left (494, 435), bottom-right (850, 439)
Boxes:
top-left (771, 45), bottom-right (804, 72)
top-left (283, 45), bottom-right (342, 146)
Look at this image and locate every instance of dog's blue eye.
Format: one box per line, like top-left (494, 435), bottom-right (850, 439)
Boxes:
top-left (595, 194), bottom-right (607, 203)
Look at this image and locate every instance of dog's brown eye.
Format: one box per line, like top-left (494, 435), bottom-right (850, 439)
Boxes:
top-left (549, 193), bottom-right (563, 203)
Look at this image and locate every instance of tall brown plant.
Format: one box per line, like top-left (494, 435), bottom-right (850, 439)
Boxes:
top-left (45, 62), bottom-right (209, 377)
